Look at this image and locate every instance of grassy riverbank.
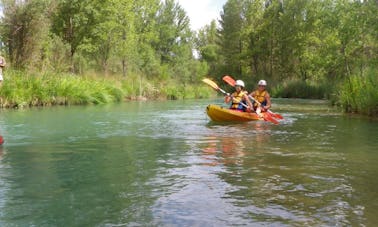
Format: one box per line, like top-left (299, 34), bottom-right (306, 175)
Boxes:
top-left (270, 71), bottom-right (378, 116)
top-left (271, 79), bottom-right (331, 100)
top-left (337, 71), bottom-right (378, 116)
top-left (0, 70), bottom-right (213, 108)
top-left (1, 70), bottom-right (376, 116)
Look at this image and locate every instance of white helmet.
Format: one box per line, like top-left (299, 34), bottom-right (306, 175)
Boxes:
top-left (235, 80), bottom-right (245, 88)
top-left (258, 80), bottom-right (267, 86)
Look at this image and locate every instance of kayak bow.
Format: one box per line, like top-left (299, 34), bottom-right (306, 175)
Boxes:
top-left (206, 104), bottom-right (263, 122)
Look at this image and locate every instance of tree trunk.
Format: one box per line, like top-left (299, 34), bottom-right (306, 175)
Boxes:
top-left (122, 59), bottom-right (126, 77)
top-left (70, 50), bottom-right (75, 73)
top-left (103, 59), bottom-right (108, 77)
top-left (69, 17), bottom-right (75, 73)
top-left (239, 38), bottom-right (242, 76)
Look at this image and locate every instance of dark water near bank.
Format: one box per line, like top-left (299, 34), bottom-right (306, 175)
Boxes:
top-left (0, 99), bottom-right (377, 226)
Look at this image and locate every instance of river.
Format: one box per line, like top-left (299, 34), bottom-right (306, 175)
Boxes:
top-left (0, 99), bottom-right (377, 226)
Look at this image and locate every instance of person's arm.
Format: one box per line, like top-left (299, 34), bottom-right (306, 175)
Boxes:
top-left (263, 92), bottom-right (271, 110)
top-left (244, 93), bottom-right (253, 111)
top-left (224, 92), bottom-right (232, 104)
top-left (248, 91), bottom-right (257, 106)
top-left (0, 57), bottom-right (5, 67)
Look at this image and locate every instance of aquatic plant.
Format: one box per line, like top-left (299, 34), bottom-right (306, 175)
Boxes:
top-left (338, 70), bottom-right (378, 116)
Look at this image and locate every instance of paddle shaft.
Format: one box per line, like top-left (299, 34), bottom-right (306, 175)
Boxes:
top-left (248, 94), bottom-right (282, 120)
top-left (203, 78), bottom-right (278, 124)
top-left (202, 78), bottom-right (250, 109)
top-left (222, 75), bottom-right (283, 119)
top-left (222, 90), bottom-right (265, 118)
top-left (220, 88), bottom-right (250, 109)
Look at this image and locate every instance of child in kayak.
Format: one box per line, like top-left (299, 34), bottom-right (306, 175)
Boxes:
top-left (250, 80), bottom-right (271, 113)
top-left (224, 80), bottom-right (253, 112)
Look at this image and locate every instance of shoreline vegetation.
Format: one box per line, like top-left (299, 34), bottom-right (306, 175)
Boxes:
top-left (1, 69), bottom-right (376, 117)
top-left (0, 70), bottom-right (214, 108)
top-left (271, 71), bottom-right (378, 116)
top-left (0, 0), bottom-right (376, 116)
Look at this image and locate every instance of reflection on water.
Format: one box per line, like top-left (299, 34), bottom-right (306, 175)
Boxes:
top-left (0, 146), bottom-right (4, 161)
top-left (195, 117), bottom-right (371, 226)
top-left (0, 99), bottom-right (377, 226)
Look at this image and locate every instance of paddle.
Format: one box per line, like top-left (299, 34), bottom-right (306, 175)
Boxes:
top-left (222, 75), bottom-right (284, 120)
top-left (202, 78), bottom-right (251, 110)
top-left (202, 78), bottom-right (229, 96)
top-left (202, 78), bottom-right (279, 124)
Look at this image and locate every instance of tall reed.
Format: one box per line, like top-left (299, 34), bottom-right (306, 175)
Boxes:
top-left (271, 79), bottom-right (330, 99)
top-left (338, 71), bottom-right (378, 116)
top-left (0, 70), bottom-right (212, 108)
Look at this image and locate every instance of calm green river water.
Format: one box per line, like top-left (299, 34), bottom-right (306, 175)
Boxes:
top-left (0, 99), bottom-right (377, 226)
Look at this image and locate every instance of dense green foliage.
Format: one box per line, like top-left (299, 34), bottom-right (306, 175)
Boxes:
top-left (197, 0), bottom-right (377, 84)
top-left (0, 0), bottom-right (377, 115)
top-left (0, 0), bottom-right (206, 81)
top-left (338, 70), bottom-right (378, 116)
top-left (195, 0), bottom-right (377, 115)
top-left (0, 70), bottom-right (212, 108)
top-left (0, 0), bottom-right (211, 106)
top-left (271, 79), bottom-right (331, 99)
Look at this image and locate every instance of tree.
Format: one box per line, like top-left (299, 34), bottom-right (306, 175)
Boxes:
top-left (51, 0), bottom-right (103, 72)
top-left (0, 0), bottom-right (52, 69)
top-left (78, 0), bottom-right (136, 76)
top-left (195, 20), bottom-right (220, 75)
top-left (154, 0), bottom-right (194, 83)
top-left (133, 0), bottom-right (161, 77)
top-left (218, 0), bottom-right (246, 77)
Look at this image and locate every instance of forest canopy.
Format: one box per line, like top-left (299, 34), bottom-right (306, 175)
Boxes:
top-left (1, 0), bottom-right (376, 82)
top-left (0, 0), bottom-right (206, 84)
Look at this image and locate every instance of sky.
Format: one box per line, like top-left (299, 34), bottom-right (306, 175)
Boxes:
top-left (176, 0), bottom-right (227, 31)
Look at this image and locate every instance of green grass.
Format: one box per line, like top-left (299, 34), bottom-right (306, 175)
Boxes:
top-left (160, 83), bottom-right (213, 100)
top-left (0, 70), bottom-right (213, 108)
top-left (2, 69), bottom-right (376, 116)
top-left (337, 71), bottom-right (378, 116)
top-left (270, 74), bottom-right (378, 116)
top-left (271, 79), bottom-right (331, 99)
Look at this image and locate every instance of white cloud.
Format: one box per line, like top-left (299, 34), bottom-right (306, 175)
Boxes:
top-left (176, 0), bottom-right (227, 30)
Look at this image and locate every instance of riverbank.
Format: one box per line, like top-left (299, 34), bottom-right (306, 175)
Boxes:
top-left (0, 70), bottom-right (213, 108)
top-left (1, 70), bottom-right (376, 116)
top-left (270, 71), bottom-right (378, 116)
top-left (337, 72), bottom-right (378, 116)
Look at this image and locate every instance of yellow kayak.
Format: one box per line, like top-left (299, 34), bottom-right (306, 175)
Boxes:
top-left (206, 104), bottom-right (263, 122)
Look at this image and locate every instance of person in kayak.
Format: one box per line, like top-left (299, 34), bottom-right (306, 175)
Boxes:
top-left (0, 53), bottom-right (6, 86)
top-left (250, 80), bottom-right (271, 112)
top-left (224, 80), bottom-right (253, 112)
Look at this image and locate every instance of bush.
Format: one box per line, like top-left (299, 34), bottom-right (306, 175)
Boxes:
top-left (271, 79), bottom-right (330, 99)
top-left (0, 69), bottom-right (213, 108)
top-left (338, 71), bottom-right (378, 116)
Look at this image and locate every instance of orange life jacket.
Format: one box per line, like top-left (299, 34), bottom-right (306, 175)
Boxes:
top-left (231, 91), bottom-right (248, 110)
top-left (252, 90), bottom-right (267, 107)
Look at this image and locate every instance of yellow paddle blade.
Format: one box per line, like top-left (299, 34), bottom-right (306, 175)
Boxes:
top-left (202, 78), bottom-right (219, 90)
